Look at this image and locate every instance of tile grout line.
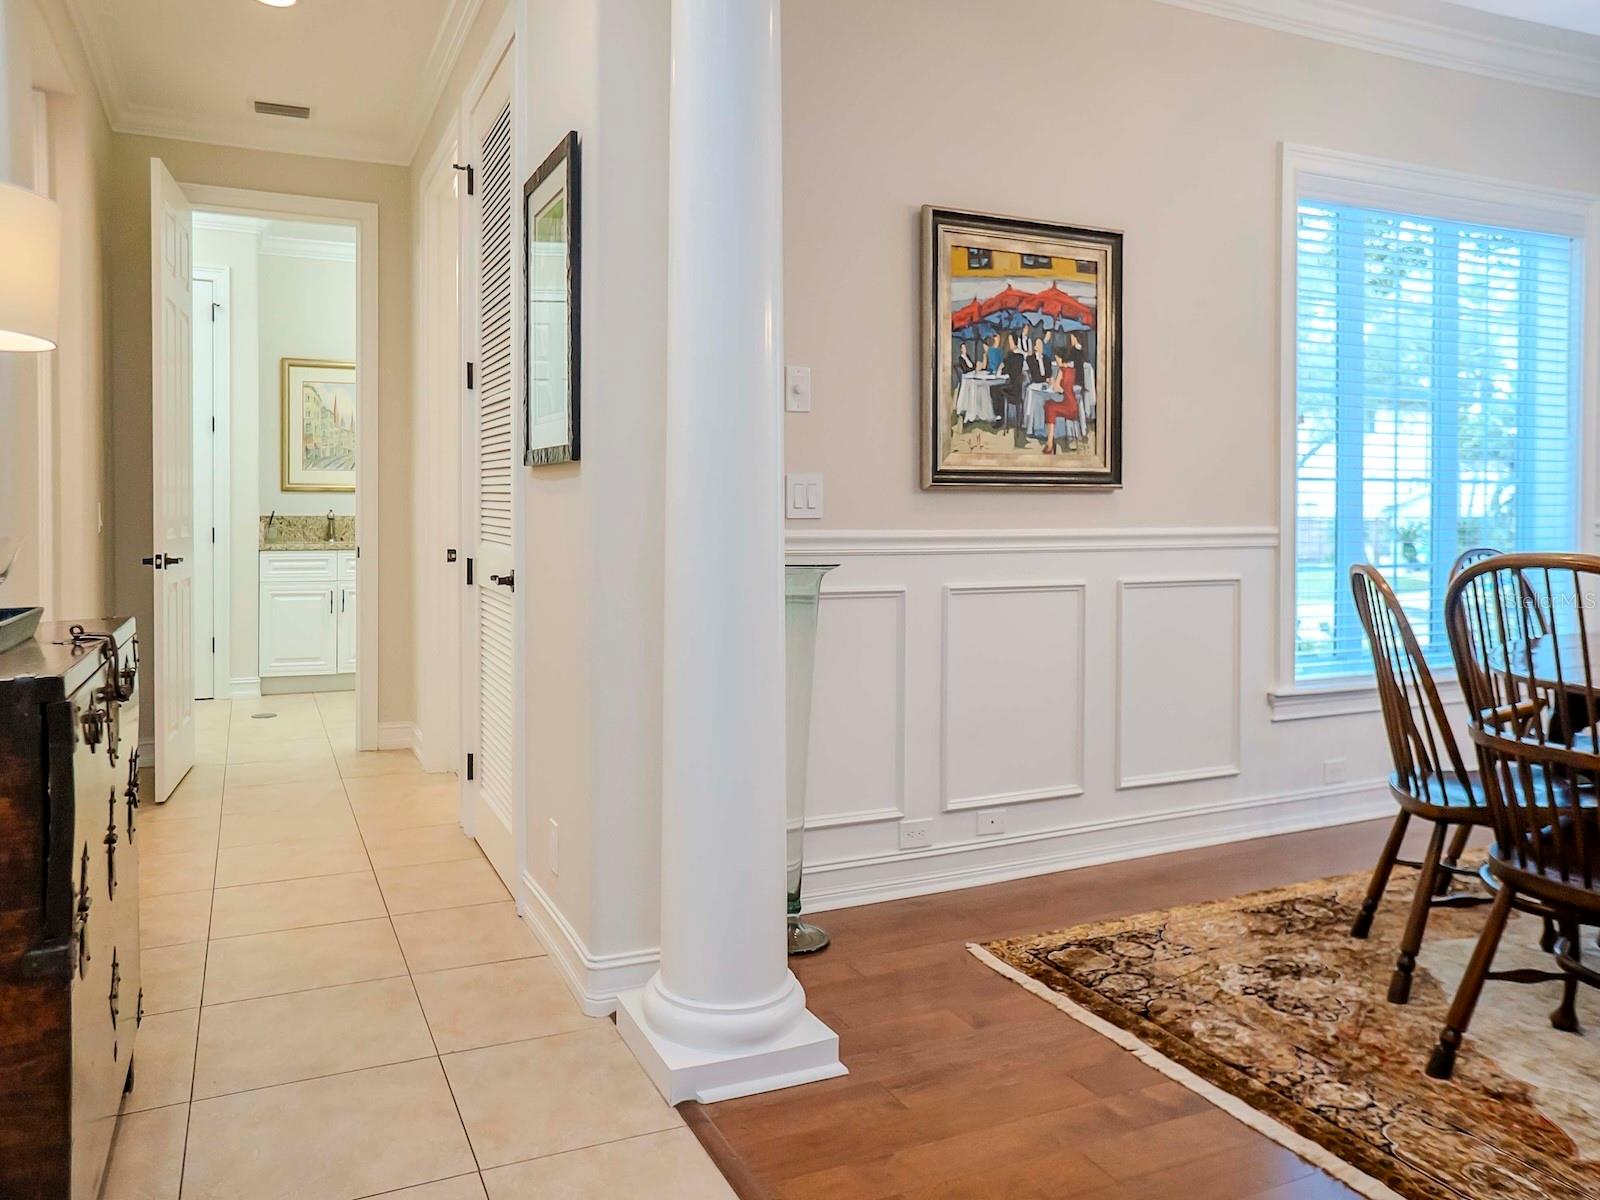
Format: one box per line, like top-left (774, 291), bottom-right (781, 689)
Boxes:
top-left (174, 696), bottom-right (232, 1200)
top-left (324, 697), bottom-right (490, 1190)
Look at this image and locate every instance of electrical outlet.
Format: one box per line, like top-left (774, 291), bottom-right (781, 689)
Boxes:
top-left (899, 818), bottom-right (933, 850)
top-left (977, 809), bottom-right (1006, 837)
top-left (547, 818), bottom-right (559, 876)
top-left (1323, 757), bottom-right (1348, 785)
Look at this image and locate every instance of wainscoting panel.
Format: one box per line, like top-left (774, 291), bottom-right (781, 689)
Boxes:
top-left (788, 528), bottom-right (1397, 912)
top-left (941, 582), bottom-right (1086, 811)
top-left (805, 588), bottom-right (906, 828)
top-left (1115, 576), bottom-right (1241, 789)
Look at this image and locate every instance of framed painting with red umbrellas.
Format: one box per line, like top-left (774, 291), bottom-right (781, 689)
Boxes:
top-left (922, 206), bottom-right (1123, 488)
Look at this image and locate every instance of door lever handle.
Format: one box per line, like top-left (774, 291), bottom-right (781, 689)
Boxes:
top-left (164, 556), bottom-right (185, 566)
top-left (141, 554), bottom-right (165, 569)
top-left (488, 571), bottom-right (515, 591)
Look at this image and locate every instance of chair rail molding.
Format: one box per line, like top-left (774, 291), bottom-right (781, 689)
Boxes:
top-left (786, 526), bottom-right (1278, 556)
top-left (1152, 0), bottom-right (1600, 98)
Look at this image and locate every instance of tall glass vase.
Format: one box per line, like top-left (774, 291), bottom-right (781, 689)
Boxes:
top-left (785, 562), bottom-right (837, 954)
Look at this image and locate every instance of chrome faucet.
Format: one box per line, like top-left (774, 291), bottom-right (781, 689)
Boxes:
top-left (326, 510), bottom-right (336, 542)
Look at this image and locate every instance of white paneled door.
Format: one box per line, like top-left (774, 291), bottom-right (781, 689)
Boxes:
top-left (150, 159), bottom-right (197, 802)
top-left (465, 49), bottom-right (517, 886)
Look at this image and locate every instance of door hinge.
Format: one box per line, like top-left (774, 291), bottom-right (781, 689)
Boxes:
top-left (466, 752), bottom-right (474, 781)
top-left (211, 637), bottom-right (215, 653)
top-left (452, 162), bottom-right (475, 195)
top-left (211, 527), bottom-right (215, 544)
top-left (211, 417), bottom-right (216, 432)
top-left (466, 362), bottom-right (475, 390)
top-left (466, 557), bottom-right (474, 586)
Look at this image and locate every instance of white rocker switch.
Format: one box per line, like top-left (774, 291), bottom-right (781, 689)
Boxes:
top-left (786, 473), bottom-right (823, 519)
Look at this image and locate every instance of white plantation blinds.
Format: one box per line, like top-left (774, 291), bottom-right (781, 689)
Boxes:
top-left (1294, 198), bottom-right (1579, 680)
top-left (478, 101), bottom-right (514, 549)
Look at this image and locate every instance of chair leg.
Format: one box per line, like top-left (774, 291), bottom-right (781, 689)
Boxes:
top-left (1542, 918), bottom-right (1559, 953)
top-left (1390, 820), bottom-right (1448, 1004)
top-left (1435, 823), bottom-right (1472, 896)
top-left (1427, 883), bottom-right (1515, 1080)
top-left (1352, 810), bottom-right (1411, 939)
top-left (1552, 920), bottom-right (1583, 1035)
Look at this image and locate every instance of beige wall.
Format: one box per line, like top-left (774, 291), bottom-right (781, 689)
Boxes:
top-left (781, 0), bottom-right (1600, 531)
top-left (0, 0), bottom-right (115, 621)
top-left (108, 134), bottom-right (414, 730)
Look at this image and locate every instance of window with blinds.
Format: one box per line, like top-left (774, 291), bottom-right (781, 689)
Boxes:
top-left (1293, 198), bottom-right (1579, 680)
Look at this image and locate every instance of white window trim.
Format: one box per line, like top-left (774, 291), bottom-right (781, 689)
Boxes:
top-left (1275, 143), bottom-right (1600, 711)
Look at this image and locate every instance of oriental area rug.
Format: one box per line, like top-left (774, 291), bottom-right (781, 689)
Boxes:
top-left (972, 866), bottom-right (1600, 1200)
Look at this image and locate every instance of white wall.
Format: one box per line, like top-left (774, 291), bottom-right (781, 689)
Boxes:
top-left (780, 0), bottom-right (1600, 909)
top-left (257, 250), bottom-right (358, 517)
top-left (193, 224), bottom-right (260, 689)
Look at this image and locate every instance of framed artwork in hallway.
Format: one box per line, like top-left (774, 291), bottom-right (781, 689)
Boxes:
top-left (523, 130), bottom-right (581, 467)
top-left (281, 358), bottom-right (357, 492)
top-left (922, 207), bottom-right (1123, 489)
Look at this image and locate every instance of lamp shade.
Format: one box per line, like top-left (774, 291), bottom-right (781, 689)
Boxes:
top-left (0, 181), bottom-right (61, 353)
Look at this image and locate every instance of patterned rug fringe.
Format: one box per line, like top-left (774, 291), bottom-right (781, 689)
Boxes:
top-left (965, 943), bottom-right (1406, 1200)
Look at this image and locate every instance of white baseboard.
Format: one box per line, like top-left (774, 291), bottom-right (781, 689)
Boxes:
top-left (229, 676), bottom-right (260, 698)
top-left (377, 721), bottom-right (421, 754)
top-left (519, 779), bottom-right (1386, 1020)
top-left (798, 779), bottom-right (1393, 913)
top-left (518, 870), bottom-right (659, 1018)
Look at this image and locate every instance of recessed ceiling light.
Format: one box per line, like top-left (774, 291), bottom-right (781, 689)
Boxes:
top-left (257, 0), bottom-right (297, 7)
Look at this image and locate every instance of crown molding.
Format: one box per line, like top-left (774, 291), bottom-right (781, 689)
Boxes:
top-left (1153, 0), bottom-right (1600, 98)
top-left (402, 0), bottom-right (488, 165)
top-left (57, 0), bottom-right (485, 167)
top-left (192, 211), bottom-right (265, 237)
top-left (192, 211), bottom-right (356, 261)
top-left (261, 234), bottom-right (357, 263)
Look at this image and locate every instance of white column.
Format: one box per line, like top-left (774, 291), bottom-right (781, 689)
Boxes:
top-left (615, 0), bottom-right (845, 1105)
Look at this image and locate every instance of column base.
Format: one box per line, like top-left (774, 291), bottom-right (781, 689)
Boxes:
top-left (616, 988), bottom-right (847, 1104)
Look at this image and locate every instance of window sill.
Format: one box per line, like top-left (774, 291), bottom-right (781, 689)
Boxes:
top-left (1269, 679), bottom-right (1381, 722)
top-left (1269, 673), bottom-right (1465, 722)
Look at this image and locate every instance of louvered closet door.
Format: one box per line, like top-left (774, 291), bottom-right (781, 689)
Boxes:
top-left (467, 51), bottom-right (517, 886)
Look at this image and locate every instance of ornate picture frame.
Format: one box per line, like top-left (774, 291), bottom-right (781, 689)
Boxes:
top-left (922, 206), bottom-right (1123, 489)
top-left (280, 357), bottom-right (357, 493)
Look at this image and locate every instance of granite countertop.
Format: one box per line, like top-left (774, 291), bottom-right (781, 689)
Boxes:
top-left (261, 514), bottom-right (356, 551)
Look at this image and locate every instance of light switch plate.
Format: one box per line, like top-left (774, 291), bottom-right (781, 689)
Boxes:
top-left (785, 473), bottom-right (824, 519)
top-left (785, 365), bottom-right (812, 412)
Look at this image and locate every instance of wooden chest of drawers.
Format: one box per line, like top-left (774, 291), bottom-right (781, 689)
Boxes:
top-left (0, 618), bottom-right (142, 1200)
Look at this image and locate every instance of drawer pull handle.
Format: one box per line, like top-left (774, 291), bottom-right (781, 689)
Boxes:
top-left (81, 704), bottom-right (106, 750)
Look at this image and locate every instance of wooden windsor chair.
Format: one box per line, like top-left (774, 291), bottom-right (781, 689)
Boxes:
top-left (1427, 552), bottom-right (1600, 1080)
top-left (1348, 565), bottom-right (1493, 1004)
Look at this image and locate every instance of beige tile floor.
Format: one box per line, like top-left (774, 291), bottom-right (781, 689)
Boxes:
top-left (103, 691), bottom-right (735, 1200)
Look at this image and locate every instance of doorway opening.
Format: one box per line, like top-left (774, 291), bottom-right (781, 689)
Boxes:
top-left (191, 211), bottom-right (361, 706)
top-left (148, 164), bottom-right (381, 801)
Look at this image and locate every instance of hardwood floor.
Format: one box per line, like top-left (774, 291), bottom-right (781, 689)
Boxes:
top-left (686, 815), bottom-right (1457, 1199)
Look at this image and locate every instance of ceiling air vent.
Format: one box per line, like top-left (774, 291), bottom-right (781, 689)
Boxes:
top-left (253, 100), bottom-right (311, 120)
